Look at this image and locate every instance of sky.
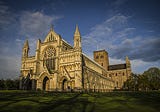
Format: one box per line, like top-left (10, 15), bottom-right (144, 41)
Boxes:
top-left (0, 0), bottom-right (160, 79)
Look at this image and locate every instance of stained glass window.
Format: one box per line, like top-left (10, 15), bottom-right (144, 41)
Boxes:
top-left (43, 47), bottom-right (56, 73)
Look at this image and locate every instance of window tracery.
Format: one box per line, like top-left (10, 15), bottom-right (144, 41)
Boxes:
top-left (43, 47), bottom-right (56, 73)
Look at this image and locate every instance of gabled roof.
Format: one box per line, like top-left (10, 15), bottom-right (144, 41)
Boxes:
top-left (44, 26), bottom-right (59, 43)
top-left (62, 39), bottom-right (73, 48)
top-left (82, 53), bottom-right (107, 72)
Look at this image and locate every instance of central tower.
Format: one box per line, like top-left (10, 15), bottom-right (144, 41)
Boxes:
top-left (93, 50), bottom-right (109, 70)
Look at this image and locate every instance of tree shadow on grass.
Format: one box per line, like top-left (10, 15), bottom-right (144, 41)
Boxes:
top-left (95, 91), bottom-right (160, 112)
top-left (1, 91), bottom-right (160, 112)
top-left (39, 93), bottom-right (95, 112)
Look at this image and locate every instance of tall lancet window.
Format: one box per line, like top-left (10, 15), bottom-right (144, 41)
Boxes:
top-left (43, 47), bottom-right (56, 73)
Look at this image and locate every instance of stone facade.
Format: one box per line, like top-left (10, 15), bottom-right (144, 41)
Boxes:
top-left (93, 50), bottom-right (131, 89)
top-left (20, 25), bottom-right (131, 92)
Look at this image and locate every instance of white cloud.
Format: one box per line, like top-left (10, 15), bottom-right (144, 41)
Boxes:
top-left (131, 59), bottom-right (160, 74)
top-left (109, 57), bottom-right (125, 65)
top-left (82, 13), bottom-right (160, 74)
top-left (0, 9), bottom-right (62, 79)
top-left (109, 57), bottom-right (160, 74)
top-left (82, 14), bottom-right (132, 53)
top-left (0, 55), bottom-right (20, 79)
top-left (17, 11), bottom-right (63, 55)
top-left (105, 14), bottom-right (128, 25)
top-left (19, 11), bottom-right (62, 39)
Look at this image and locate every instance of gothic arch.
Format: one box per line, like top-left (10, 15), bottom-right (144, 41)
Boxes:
top-left (43, 76), bottom-right (50, 91)
top-left (38, 72), bottom-right (50, 80)
top-left (60, 76), bottom-right (69, 91)
top-left (37, 72), bottom-right (50, 91)
top-left (60, 76), bottom-right (68, 83)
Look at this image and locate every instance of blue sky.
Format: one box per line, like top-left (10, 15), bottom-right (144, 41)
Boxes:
top-left (0, 0), bottom-right (160, 79)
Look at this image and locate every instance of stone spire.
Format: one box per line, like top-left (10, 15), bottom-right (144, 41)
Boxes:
top-left (74, 24), bottom-right (81, 36)
top-left (74, 25), bottom-right (81, 49)
top-left (23, 39), bottom-right (29, 48)
top-left (126, 56), bottom-right (130, 64)
top-left (126, 56), bottom-right (131, 77)
top-left (22, 39), bottom-right (29, 58)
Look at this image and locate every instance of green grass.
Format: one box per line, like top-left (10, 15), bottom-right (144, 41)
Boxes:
top-left (0, 90), bottom-right (160, 112)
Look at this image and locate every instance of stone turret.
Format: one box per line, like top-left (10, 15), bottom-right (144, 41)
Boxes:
top-left (74, 25), bottom-right (81, 49)
top-left (22, 39), bottom-right (29, 58)
top-left (126, 56), bottom-right (131, 77)
top-left (35, 39), bottom-right (41, 60)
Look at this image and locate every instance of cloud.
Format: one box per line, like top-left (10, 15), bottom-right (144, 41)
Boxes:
top-left (82, 14), bottom-right (131, 54)
top-left (112, 0), bottom-right (128, 7)
top-left (82, 14), bottom-right (160, 63)
top-left (0, 2), bottom-right (16, 31)
top-left (0, 55), bottom-right (20, 79)
top-left (111, 36), bottom-right (160, 63)
top-left (0, 38), bottom-right (22, 79)
top-left (0, 4), bottom-right (62, 79)
top-left (82, 13), bottom-right (160, 74)
top-left (19, 11), bottom-right (62, 39)
top-left (131, 59), bottom-right (160, 74)
top-left (18, 11), bottom-right (62, 55)
top-left (109, 57), bottom-right (160, 74)
top-left (129, 38), bottom-right (160, 62)
top-left (109, 57), bottom-right (125, 65)
top-left (105, 0), bottom-right (129, 16)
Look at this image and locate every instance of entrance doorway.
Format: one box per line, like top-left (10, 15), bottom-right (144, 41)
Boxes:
top-left (62, 79), bottom-right (68, 91)
top-left (43, 76), bottom-right (49, 91)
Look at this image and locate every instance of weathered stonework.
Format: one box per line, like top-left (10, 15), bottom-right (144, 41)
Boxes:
top-left (20, 25), bottom-right (131, 92)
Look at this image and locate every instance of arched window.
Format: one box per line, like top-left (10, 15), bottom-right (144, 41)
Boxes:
top-left (43, 47), bottom-right (56, 73)
top-left (100, 55), bottom-right (104, 58)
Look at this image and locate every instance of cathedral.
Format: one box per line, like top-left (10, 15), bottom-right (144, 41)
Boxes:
top-left (19, 25), bottom-right (131, 92)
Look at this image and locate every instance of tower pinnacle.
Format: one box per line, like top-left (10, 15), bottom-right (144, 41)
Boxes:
top-left (74, 24), bottom-right (81, 49)
top-left (74, 24), bottom-right (80, 36)
top-left (126, 56), bottom-right (131, 66)
top-left (23, 39), bottom-right (29, 48)
top-left (50, 24), bottom-right (54, 31)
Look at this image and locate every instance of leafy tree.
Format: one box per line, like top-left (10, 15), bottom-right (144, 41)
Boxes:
top-left (138, 74), bottom-right (149, 91)
top-left (143, 67), bottom-right (160, 90)
top-left (5, 79), bottom-right (14, 89)
top-left (0, 79), bottom-right (19, 90)
top-left (123, 73), bottom-right (139, 91)
top-left (124, 67), bottom-right (160, 91)
top-left (0, 79), bottom-right (5, 89)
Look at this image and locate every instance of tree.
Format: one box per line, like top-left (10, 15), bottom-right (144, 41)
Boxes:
top-left (143, 67), bottom-right (160, 90)
top-left (0, 79), bottom-right (19, 90)
top-left (138, 74), bottom-right (149, 91)
top-left (0, 79), bottom-right (5, 90)
top-left (124, 67), bottom-right (160, 91)
top-left (123, 73), bottom-right (139, 91)
top-left (5, 79), bottom-right (14, 90)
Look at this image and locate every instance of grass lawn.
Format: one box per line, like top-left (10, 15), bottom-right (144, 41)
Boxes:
top-left (0, 90), bottom-right (160, 112)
